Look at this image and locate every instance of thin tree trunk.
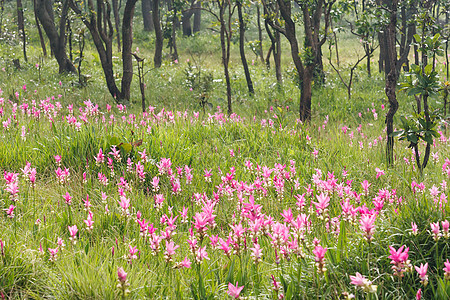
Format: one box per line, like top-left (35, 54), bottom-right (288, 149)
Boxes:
top-left (153, 0), bottom-right (163, 67)
top-left (34, 0), bottom-right (47, 57)
top-left (112, 0), bottom-right (121, 52)
top-left (142, 0), bottom-right (154, 31)
top-left (193, 1), bottom-right (201, 33)
top-left (237, 0), bottom-right (254, 94)
top-left (384, 0), bottom-right (399, 166)
top-left (17, 0), bottom-right (27, 62)
top-left (256, 4), bottom-right (264, 63)
top-left (120, 0), bottom-right (138, 101)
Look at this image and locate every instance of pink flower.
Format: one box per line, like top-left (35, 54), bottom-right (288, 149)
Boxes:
top-left (118, 267), bottom-right (127, 283)
top-left (414, 263), bottom-right (428, 286)
top-left (0, 239), bottom-right (4, 256)
top-left (313, 245), bottom-right (327, 273)
top-left (195, 246), bottom-right (209, 263)
top-left (5, 205), bottom-right (15, 218)
top-left (84, 211), bottom-right (94, 231)
top-left (63, 192), bottom-right (72, 205)
top-left (250, 243), bottom-right (262, 264)
top-left (442, 220), bottom-right (449, 238)
top-left (128, 245), bottom-right (138, 264)
top-left (375, 168), bottom-right (385, 179)
top-left (443, 259), bottom-right (450, 280)
top-left (312, 193), bottom-right (330, 215)
top-left (164, 240), bottom-right (179, 262)
top-left (361, 180), bottom-right (371, 195)
top-left (178, 256), bottom-right (191, 269)
top-left (68, 225), bottom-right (78, 244)
top-left (411, 222), bottom-right (418, 235)
top-left (416, 288), bottom-right (422, 300)
top-left (360, 214), bottom-right (376, 242)
top-left (388, 245), bottom-right (410, 277)
top-left (48, 247), bottom-right (59, 262)
top-left (349, 272), bottom-right (377, 293)
top-left (430, 222), bottom-right (440, 241)
top-left (227, 282), bottom-right (244, 299)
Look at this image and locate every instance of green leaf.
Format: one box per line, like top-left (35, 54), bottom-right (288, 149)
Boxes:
top-left (120, 143), bottom-right (132, 154)
top-left (424, 64), bottom-right (433, 75)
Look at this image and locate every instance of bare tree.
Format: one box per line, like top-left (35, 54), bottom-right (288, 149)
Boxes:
top-left (35, 0), bottom-right (76, 73)
top-left (70, 0), bottom-right (138, 102)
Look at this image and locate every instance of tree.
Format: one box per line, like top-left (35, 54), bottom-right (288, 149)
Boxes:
top-left (202, 0), bottom-right (235, 115)
top-left (382, 0), bottom-right (399, 166)
top-left (263, 0), bottom-right (335, 122)
top-left (262, 1), bottom-right (282, 84)
top-left (35, 0), bottom-right (77, 73)
top-left (70, 0), bottom-right (138, 102)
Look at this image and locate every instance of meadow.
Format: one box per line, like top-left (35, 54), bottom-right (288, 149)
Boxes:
top-left (1, 2), bottom-right (450, 299)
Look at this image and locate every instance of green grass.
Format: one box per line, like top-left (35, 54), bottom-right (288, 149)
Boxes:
top-left (0, 2), bottom-right (450, 299)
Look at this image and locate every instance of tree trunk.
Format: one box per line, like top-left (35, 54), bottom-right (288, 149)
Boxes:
top-left (256, 4), bottom-right (264, 63)
top-left (120, 0), bottom-right (138, 101)
top-left (219, 1), bottom-right (232, 115)
top-left (384, 0), bottom-right (399, 167)
top-left (182, 7), bottom-right (193, 36)
top-left (237, 0), bottom-right (254, 94)
top-left (193, 1), bottom-right (201, 33)
top-left (35, 0), bottom-right (76, 74)
top-left (17, 0), bottom-right (27, 62)
top-left (300, 67), bottom-right (313, 122)
top-left (274, 30), bottom-right (282, 84)
top-left (153, 0), bottom-right (163, 67)
top-left (142, 0), bottom-right (154, 31)
top-left (378, 31), bottom-right (386, 73)
top-left (112, 0), bottom-right (121, 52)
top-left (33, 0), bottom-right (47, 57)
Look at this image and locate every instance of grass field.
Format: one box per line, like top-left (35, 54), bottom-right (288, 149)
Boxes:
top-left (1, 2), bottom-right (450, 299)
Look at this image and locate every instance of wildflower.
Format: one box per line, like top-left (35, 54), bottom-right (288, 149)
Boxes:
top-left (416, 288), bottom-right (422, 300)
top-left (117, 267), bottom-right (130, 297)
top-left (250, 243), bottom-right (263, 264)
top-left (57, 238), bottom-right (65, 251)
top-left (5, 205), bottom-right (15, 218)
top-left (164, 240), bottom-right (179, 263)
top-left (68, 225), bottom-right (78, 244)
top-left (63, 192), bottom-right (72, 205)
top-left (375, 168), bottom-right (385, 179)
top-left (430, 222), bottom-right (440, 241)
top-left (411, 222), bottom-right (418, 235)
top-left (443, 259), bottom-right (450, 280)
top-left (442, 220), bottom-right (449, 239)
top-left (313, 245), bottom-right (327, 274)
top-left (128, 245), bottom-right (138, 264)
top-left (195, 246), bottom-right (209, 263)
top-left (84, 211), bottom-right (94, 231)
top-left (360, 214), bottom-right (376, 242)
top-left (176, 256), bottom-right (191, 269)
top-left (414, 263), bottom-right (428, 286)
top-left (227, 282), bottom-right (244, 299)
top-left (48, 247), bottom-right (59, 262)
top-left (312, 193), bottom-right (330, 216)
top-left (388, 245), bottom-right (411, 277)
top-left (349, 272), bottom-right (377, 293)
top-left (0, 239), bottom-right (4, 256)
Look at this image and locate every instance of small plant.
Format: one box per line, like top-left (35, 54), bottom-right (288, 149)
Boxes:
top-left (183, 59), bottom-right (214, 113)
